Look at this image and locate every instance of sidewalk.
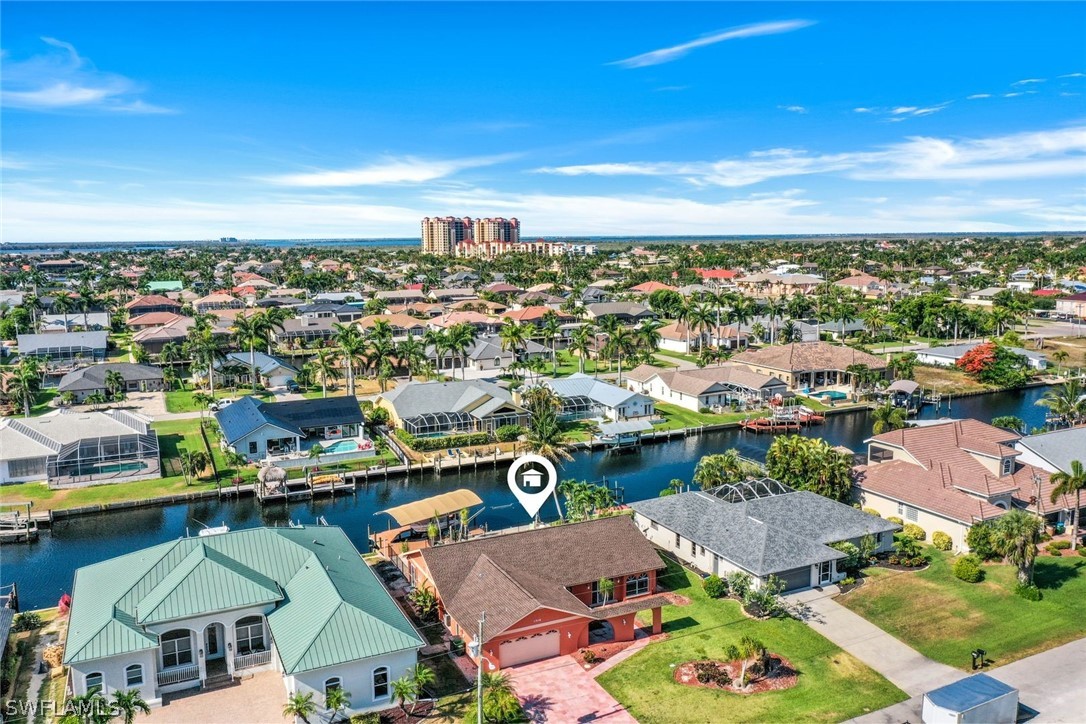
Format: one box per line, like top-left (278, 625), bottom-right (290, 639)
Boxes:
top-left (784, 586), bottom-right (965, 697)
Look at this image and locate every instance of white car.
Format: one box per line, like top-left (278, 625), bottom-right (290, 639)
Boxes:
top-left (208, 398), bottom-right (236, 412)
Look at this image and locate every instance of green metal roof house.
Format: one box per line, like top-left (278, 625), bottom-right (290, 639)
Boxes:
top-left (63, 526), bottom-right (423, 715)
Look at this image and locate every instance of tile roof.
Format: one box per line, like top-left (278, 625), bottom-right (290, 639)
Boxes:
top-left (419, 516), bottom-right (664, 638)
top-left (731, 342), bottom-right (888, 372)
top-left (853, 462), bottom-right (1010, 524)
top-left (124, 295), bottom-right (181, 310)
top-left (631, 490), bottom-right (897, 576)
top-left (63, 527), bottom-right (423, 671)
top-left (625, 364), bottom-right (786, 395)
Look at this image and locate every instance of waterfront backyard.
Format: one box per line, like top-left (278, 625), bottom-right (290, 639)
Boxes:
top-left (839, 547), bottom-right (1086, 669)
top-left (596, 558), bottom-right (907, 723)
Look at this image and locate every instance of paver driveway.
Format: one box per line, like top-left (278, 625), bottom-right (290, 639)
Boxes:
top-left (507, 656), bottom-right (636, 723)
top-left (143, 671), bottom-right (286, 724)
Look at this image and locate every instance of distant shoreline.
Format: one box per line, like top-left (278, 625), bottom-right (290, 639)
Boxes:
top-left (2, 230), bottom-right (1083, 254)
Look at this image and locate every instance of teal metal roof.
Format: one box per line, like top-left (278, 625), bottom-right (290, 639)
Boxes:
top-left (64, 527), bottom-right (422, 670)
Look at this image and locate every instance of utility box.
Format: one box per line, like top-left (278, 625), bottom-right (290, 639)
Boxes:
top-left (922, 674), bottom-right (1019, 724)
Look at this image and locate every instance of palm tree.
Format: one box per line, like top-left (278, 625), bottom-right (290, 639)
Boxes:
top-left (636, 319), bottom-right (663, 359)
top-left (481, 671), bottom-right (520, 721)
top-left (498, 323), bottom-right (528, 379)
top-left (160, 341), bottom-right (184, 366)
top-left (311, 348), bottom-right (341, 398)
top-left (178, 449), bottom-right (210, 484)
top-left (539, 311), bottom-right (563, 376)
top-left (308, 443), bottom-right (324, 465)
top-left (737, 636), bottom-right (766, 687)
top-left (282, 692), bottom-right (317, 724)
top-left (59, 692), bottom-right (112, 724)
top-left (76, 285), bottom-right (98, 330)
top-left (1037, 378), bottom-right (1086, 426)
top-left (324, 686), bottom-right (352, 723)
top-left (992, 509), bottom-right (1042, 585)
top-left (51, 293), bottom-right (74, 331)
top-left (1049, 460), bottom-right (1086, 551)
top-left (131, 344), bottom-right (150, 364)
top-left (186, 327), bottom-right (227, 397)
top-left (105, 370), bottom-right (126, 401)
top-left (871, 402), bottom-right (907, 435)
top-left (111, 689), bottom-right (151, 724)
top-left (523, 386), bottom-right (572, 462)
top-left (410, 663), bottom-right (437, 700)
top-left (766, 297), bottom-right (787, 344)
top-left (390, 675), bottom-right (417, 713)
top-left (569, 324), bottom-right (593, 375)
top-left (693, 450), bottom-right (760, 488)
top-left (332, 322), bottom-right (365, 396)
top-left (5, 360), bottom-right (41, 417)
top-left (232, 314), bottom-right (263, 394)
top-left (396, 336), bottom-right (426, 380)
top-left (1050, 349), bottom-right (1070, 376)
top-left (447, 322), bottom-right (478, 381)
top-left (86, 391), bottom-right (108, 410)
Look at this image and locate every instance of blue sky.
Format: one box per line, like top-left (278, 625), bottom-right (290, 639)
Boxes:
top-left (2, 1), bottom-right (1085, 242)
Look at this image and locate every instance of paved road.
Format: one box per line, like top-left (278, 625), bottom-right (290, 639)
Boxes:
top-left (851, 637), bottom-right (1086, 723)
top-left (784, 586), bottom-right (966, 697)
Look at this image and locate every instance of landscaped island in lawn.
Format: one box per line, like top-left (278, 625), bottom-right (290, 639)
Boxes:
top-left (838, 547), bottom-right (1086, 669)
top-left (596, 558), bottom-right (907, 723)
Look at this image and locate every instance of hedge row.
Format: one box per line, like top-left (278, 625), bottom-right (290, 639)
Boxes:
top-left (394, 429), bottom-right (493, 452)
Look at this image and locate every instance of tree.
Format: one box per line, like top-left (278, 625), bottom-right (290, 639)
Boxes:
top-left (178, 449), bottom-right (210, 484)
top-left (522, 385), bottom-right (572, 461)
top-left (308, 443), bottom-right (324, 464)
top-left (557, 479), bottom-right (615, 521)
top-left (956, 343), bottom-right (1029, 387)
top-left (111, 689), bottom-right (151, 724)
top-left (333, 322), bottom-right (366, 396)
top-left (232, 314), bottom-right (264, 393)
top-left (569, 324), bottom-right (593, 375)
top-left (59, 692), bottom-right (112, 724)
top-left (604, 326), bottom-right (637, 385)
top-left (282, 692), bottom-right (317, 724)
top-left (311, 348), bottom-right (341, 398)
top-left (410, 663), bottom-right (436, 699)
top-left (991, 416), bottom-right (1026, 434)
top-left (648, 288), bottom-right (685, 318)
top-left (4, 358), bottom-right (41, 417)
top-left (1050, 349), bottom-right (1069, 375)
top-left (540, 311), bottom-right (563, 376)
top-left (1037, 379), bottom-right (1086, 426)
top-left (736, 635), bottom-right (766, 687)
top-left (447, 322), bottom-right (478, 381)
top-left (192, 391), bottom-right (213, 419)
top-left (1049, 460), bottom-right (1086, 551)
top-left (396, 336), bottom-right (426, 380)
top-left (324, 686), bottom-right (352, 723)
top-left (871, 402), bottom-right (906, 435)
top-left (105, 370), bottom-right (126, 401)
top-left (131, 345), bottom-right (150, 364)
top-left (991, 509), bottom-right (1042, 585)
top-left (390, 675), bottom-right (417, 713)
top-left (86, 391), bottom-right (108, 410)
top-left (481, 672), bottom-right (521, 723)
top-left (692, 450), bottom-right (761, 489)
top-left (765, 436), bottom-right (853, 502)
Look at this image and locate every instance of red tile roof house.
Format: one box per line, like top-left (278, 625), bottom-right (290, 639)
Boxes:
top-left (851, 419), bottom-right (1073, 552)
top-left (124, 294), bottom-right (183, 317)
top-left (409, 516), bottom-right (669, 670)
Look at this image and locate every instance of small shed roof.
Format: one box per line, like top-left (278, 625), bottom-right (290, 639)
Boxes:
top-left (599, 419), bottom-right (654, 436)
top-left (925, 674), bottom-right (1017, 712)
top-left (380, 489), bottom-right (483, 526)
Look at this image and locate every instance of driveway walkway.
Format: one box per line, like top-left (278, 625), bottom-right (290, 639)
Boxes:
top-left (507, 656), bottom-right (636, 723)
top-left (144, 670), bottom-right (285, 724)
top-left (852, 637), bottom-right (1086, 724)
top-left (784, 586), bottom-right (964, 697)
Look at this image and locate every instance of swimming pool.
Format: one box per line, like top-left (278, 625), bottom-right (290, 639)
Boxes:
top-left (86, 461), bottom-right (147, 475)
top-left (321, 439), bottom-right (359, 454)
top-left (817, 391), bottom-right (849, 401)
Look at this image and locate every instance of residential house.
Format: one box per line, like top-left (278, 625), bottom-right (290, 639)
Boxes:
top-left (409, 516), bottom-right (667, 669)
top-left (916, 343), bottom-right (1047, 370)
top-left (426, 335), bottom-right (548, 374)
top-left (852, 420), bottom-right (1058, 551)
top-left (632, 483), bottom-right (897, 591)
top-left (657, 321), bottom-right (749, 354)
top-left (691, 268), bottom-right (740, 289)
top-left (1012, 427), bottom-right (1086, 531)
top-left (627, 281), bottom-right (677, 295)
top-left (273, 316), bottom-right (339, 345)
top-left (145, 280), bottom-right (184, 294)
top-left (193, 293), bottom-right (244, 313)
top-left (625, 364), bottom-right (787, 412)
top-left (426, 312), bottom-right (502, 336)
top-left (211, 352), bottom-right (298, 389)
top-left (501, 307), bottom-right (576, 329)
top-left (730, 342), bottom-right (889, 391)
top-left (0, 409), bottom-right (160, 486)
top-left (357, 313), bottom-right (427, 340)
top-left (127, 312), bottom-right (187, 331)
top-left (377, 380), bottom-right (529, 436)
top-left (41, 312), bottom-right (111, 332)
top-left (735, 273), bottom-right (823, 297)
top-left (63, 526), bottom-right (423, 717)
top-left (1055, 292), bottom-right (1086, 319)
top-left (532, 373), bottom-right (655, 421)
top-left (833, 274), bottom-right (894, 298)
top-left (215, 396), bottom-right (369, 463)
top-left (295, 303), bottom-right (365, 323)
top-left (58, 363), bottom-right (166, 403)
top-left (374, 289), bottom-right (428, 304)
top-left (584, 302), bottom-right (657, 324)
top-left (428, 288), bottom-right (478, 304)
top-left (18, 331), bottom-right (108, 363)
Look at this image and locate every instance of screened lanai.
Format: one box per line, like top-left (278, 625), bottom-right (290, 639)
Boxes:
top-left (557, 394), bottom-right (598, 421)
top-left (48, 431), bottom-right (161, 484)
top-left (402, 411), bottom-right (477, 437)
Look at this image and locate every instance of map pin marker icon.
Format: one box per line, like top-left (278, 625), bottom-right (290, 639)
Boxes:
top-left (507, 454), bottom-right (558, 519)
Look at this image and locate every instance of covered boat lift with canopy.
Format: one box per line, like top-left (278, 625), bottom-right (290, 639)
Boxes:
top-left (372, 488), bottom-right (485, 557)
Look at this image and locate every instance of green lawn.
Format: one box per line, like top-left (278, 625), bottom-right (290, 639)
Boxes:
top-left (597, 558), bottom-right (907, 723)
top-left (652, 401), bottom-right (748, 430)
top-left (164, 386), bottom-right (273, 412)
top-left (839, 547), bottom-right (1086, 669)
top-left (29, 388), bottom-right (59, 416)
top-left (656, 348), bottom-right (700, 364)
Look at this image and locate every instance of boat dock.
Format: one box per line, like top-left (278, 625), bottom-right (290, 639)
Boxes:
top-left (0, 503), bottom-right (38, 544)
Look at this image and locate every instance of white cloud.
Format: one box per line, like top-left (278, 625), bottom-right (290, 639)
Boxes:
top-left (853, 107), bottom-right (873, 113)
top-left (655, 86), bottom-right (689, 92)
top-left (260, 154), bottom-right (517, 187)
top-left (1004, 92), bottom-right (1024, 98)
top-left (967, 94), bottom-right (992, 100)
top-left (1, 37), bottom-right (173, 114)
top-left (1059, 72), bottom-right (1085, 79)
top-left (856, 103), bottom-right (951, 121)
top-left (535, 125), bottom-right (1086, 186)
top-left (1012, 78), bottom-right (1046, 86)
top-left (610, 20), bottom-right (814, 69)
top-left (779, 105), bottom-right (808, 114)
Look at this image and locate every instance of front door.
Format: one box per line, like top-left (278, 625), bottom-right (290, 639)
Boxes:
top-left (205, 624), bottom-right (223, 660)
top-left (819, 561), bottom-right (833, 585)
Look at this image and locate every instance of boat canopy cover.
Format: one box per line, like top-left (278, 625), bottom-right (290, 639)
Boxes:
top-left (599, 419), bottom-right (654, 436)
top-left (380, 488), bottom-right (484, 526)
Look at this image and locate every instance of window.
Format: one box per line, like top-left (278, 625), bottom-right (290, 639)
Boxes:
top-left (675, 533), bottom-right (681, 548)
top-left (905, 506), bottom-right (919, 523)
top-left (125, 665), bottom-right (143, 687)
top-left (161, 630), bottom-right (193, 668)
top-left (649, 521), bottom-right (658, 530)
top-left (248, 441), bottom-right (258, 454)
top-left (324, 677), bottom-right (341, 700)
top-left (1001, 458), bottom-right (1013, 476)
top-left (690, 539), bottom-right (696, 555)
top-left (85, 672), bottom-right (103, 694)
top-left (373, 667), bottom-right (389, 699)
top-left (625, 573), bottom-right (650, 597)
top-left (235, 616), bottom-right (265, 655)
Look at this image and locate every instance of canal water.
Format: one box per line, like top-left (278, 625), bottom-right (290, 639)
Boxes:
top-left (3, 386), bottom-right (1051, 608)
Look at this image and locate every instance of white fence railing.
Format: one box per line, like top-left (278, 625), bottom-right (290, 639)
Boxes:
top-left (233, 649), bottom-right (272, 670)
top-left (157, 664), bottom-right (199, 686)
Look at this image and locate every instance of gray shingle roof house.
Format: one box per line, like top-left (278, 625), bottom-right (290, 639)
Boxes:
top-left (211, 352), bottom-right (298, 389)
top-left (917, 343), bottom-right (1047, 370)
top-left (18, 331), bottom-right (108, 362)
top-left (377, 380), bottom-right (529, 436)
top-left (58, 363), bottom-right (166, 403)
top-left (1014, 426), bottom-right (1086, 475)
top-left (533, 373), bottom-right (655, 422)
top-left (63, 526), bottom-right (423, 716)
top-left (215, 396), bottom-right (366, 462)
top-left (631, 483), bottom-right (897, 591)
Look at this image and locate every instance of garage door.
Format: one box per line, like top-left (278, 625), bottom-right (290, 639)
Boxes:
top-left (776, 566), bottom-right (812, 592)
top-left (499, 630), bottom-right (560, 667)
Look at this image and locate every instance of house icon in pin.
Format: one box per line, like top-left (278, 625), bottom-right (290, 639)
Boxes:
top-left (520, 469), bottom-right (545, 488)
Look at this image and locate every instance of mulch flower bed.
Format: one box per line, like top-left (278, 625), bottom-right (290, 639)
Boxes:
top-left (673, 656), bottom-right (798, 695)
top-left (573, 631), bottom-right (670, 669)
top-left (375, 700), bottom-right (436, 723)
top-left (871, 559), bottom-right (930, 573)
top-left (837, 578), bottom-right (865, 594)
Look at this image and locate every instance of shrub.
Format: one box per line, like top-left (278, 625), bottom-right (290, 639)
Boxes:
top-left (862, 508), bottom-right (881, 517)
top-left (702, 574), bottom-right (728, 599)
top-left (887, 516), bottom-right (904, 525)
top-left (693, 662), bottom-right (732, 687)
top-left (394, 428), bottom-right (493, 452)
top-left (350, 714), bottom-right (381, 724)
top-left (494, 425), bottom-right (525, 442)
top-left (699, 406), bottom-right (712, 414)
top-left (1047, 547), bottom-right (1063, 557)
top-left (953, 554), bottom-right (983, 583)
top-left (581, 649), bottom-right (600, 664)
top-left (725, 571), bottom-right (753, 600)
top-left (1080, 547), bottom-right (1086, 558)
top-left (841, 576), bottom-right (856, 586)
top-left (830, 542), bottom-right (861, 573)
top-left (1014, 582), bottom-right (1042, 601)
top-left (368, 407), bottom-right (390, 426)
top-left (12, 612), bottom-right (42, 632)
top-left (1050, 540), bottom-right (1071, 550)
top-left (932, 531), bottom-right (953, 551)
top-left (901, 523), bottom-right (926, 541)
top-left (966, 521), bottom-right (1000, 561)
